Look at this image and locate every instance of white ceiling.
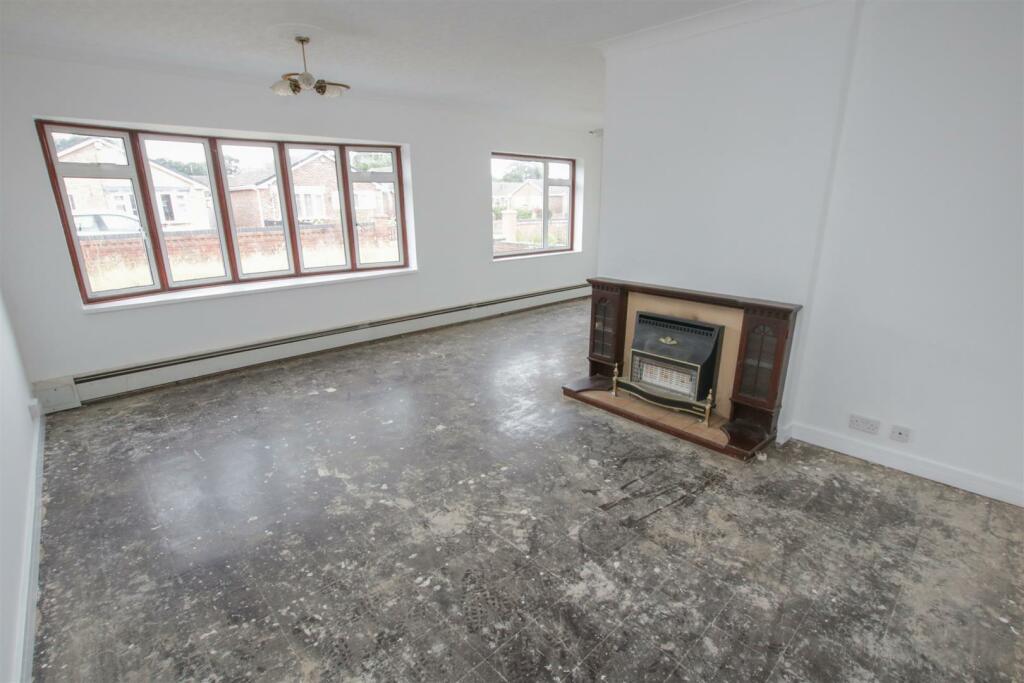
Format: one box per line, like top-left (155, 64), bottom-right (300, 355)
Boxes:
top-left (0, 0), bottom-right (742, 128)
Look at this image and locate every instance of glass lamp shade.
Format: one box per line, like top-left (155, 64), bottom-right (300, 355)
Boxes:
top-left (315, 80), bottom-right (344, 98)
top-left (271, 79), bottom-right (298, 96)
top-left (297, 71), bottom-right (316, 89)
top-left (322, 83), bottom-right (345, 98)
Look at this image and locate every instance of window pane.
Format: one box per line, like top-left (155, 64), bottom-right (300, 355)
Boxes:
top-left (547, 185), bottom-right (571, 248)
top-left (221, 144), bottom-right (290, 275)
top-left (348, 150), bottom-right (393, 174)
top-left (144, 139), bottom-right (228, 283)
top-left (288, 148), bottom-right (347, 269)
top-left (52, 132), bottom-right (128, 165)
top-left (549, 161), bottom-right (571, 181)
top-left (491, 157), bottom-right (544, 255)
top-left (63, 177), bottom-right (154, 292)
top-left (353, 182), bottom-right (400, 264)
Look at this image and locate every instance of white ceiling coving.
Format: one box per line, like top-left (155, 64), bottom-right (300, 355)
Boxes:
top-left (0, 0), bottom-right (745, 128)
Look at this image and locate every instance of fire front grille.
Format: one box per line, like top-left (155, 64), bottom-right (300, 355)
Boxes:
top-left (631, 354), bottom-right (698, 401)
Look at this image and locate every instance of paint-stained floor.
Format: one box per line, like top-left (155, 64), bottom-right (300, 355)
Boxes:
top-left (34, 299), bottom-right (1023, 681)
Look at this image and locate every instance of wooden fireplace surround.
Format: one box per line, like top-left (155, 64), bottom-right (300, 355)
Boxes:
top-left (563, 277), bottom-right (801, 460)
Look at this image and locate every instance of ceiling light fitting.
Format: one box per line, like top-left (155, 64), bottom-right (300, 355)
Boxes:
top-left (271, 36), bottom-right (350, 98)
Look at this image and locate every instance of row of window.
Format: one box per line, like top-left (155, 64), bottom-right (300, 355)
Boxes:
top-left (39, 122), bottom-right (408, 302)
top-left (39, 121), bottom-right (577, 304)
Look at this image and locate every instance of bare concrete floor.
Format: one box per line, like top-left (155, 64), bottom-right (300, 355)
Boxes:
top-left (34, 299), bottom-right (1022, 681)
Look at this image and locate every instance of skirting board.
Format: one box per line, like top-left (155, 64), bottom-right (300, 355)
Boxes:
top-left (775, 422), bottom-right (793, 445)
top-left (14, 409), bottom-right (45, 683)
top-left (68, 284), bottom-right (590, 405)
top-left (786, 422), bottom-right (1024, 508)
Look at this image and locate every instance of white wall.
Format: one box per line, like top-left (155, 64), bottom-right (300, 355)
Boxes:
top-left (598, 0), bottom-right (1023, 505)
top-left (0, 53), bottom-right (602, 384)
top-left (598, 0), bottom-right (858, 304)
top-left (0, 289), bottom-right (43, 683)
top-left (793, 0), bottom-right (1023, 504)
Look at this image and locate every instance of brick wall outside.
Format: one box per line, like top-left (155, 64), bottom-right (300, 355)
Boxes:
top-left (79, 226), bottom-right (345, 276)
top-left (229, 188), bottom-right (264, 228)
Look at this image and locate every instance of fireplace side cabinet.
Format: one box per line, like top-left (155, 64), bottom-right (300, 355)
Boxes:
top-left (567, 277), bottom-right (801, 460)
top-left (728, 307), bottom-right (797, 446)
top-left (587, 281), bottom-right (627, 376)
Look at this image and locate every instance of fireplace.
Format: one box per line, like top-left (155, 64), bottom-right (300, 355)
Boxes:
top-left (616, 312), bottom-right (724, 419)
top-left (565, 278), bottom-right (800, 460)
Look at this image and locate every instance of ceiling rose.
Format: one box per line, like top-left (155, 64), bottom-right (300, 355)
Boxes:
top-left (270, 36), bottom-right (350, 98)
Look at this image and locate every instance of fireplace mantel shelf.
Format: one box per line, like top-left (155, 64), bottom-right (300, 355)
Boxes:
top-left (563, 278), bottom-right (800, 460)
top-left (586, 277), bottom-right (802, 314)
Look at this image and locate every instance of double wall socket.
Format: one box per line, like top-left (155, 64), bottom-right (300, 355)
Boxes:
top-left (849, 414), bottom-right (880, 435)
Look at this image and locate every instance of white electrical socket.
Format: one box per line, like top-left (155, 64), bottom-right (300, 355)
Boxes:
top-left (849, 414), bottom-right (880, 435)
top-left (890, 425), bottom-right (912, 443)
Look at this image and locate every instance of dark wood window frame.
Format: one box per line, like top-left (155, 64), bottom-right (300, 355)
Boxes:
top-left (491, 152), bottom-right (576, 259)
top-left (37, 119), bottom-right (411, 304)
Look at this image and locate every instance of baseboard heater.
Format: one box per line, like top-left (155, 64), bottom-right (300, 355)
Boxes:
top-left (74, 283), bottom-right (590, 387)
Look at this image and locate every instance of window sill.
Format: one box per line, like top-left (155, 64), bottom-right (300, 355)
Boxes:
top-left (83, 267), bottom-right (417, 314)
top-left (492, 249), bottom-right (578, 262)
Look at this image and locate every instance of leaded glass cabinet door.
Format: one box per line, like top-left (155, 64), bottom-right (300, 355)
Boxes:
top-left (733, 313), bottom-right (787, 408)
top-left (591, 297), bottom-right (612, 358)
top-left (588, 284), bottom-right (622, 366)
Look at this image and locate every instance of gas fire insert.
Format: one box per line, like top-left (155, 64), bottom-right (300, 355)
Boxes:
top-left (615, 313), bottom-right (724, 420)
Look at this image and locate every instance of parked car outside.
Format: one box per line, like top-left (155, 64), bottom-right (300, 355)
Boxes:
top-left (73, 212), bottom-right (142, 235)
